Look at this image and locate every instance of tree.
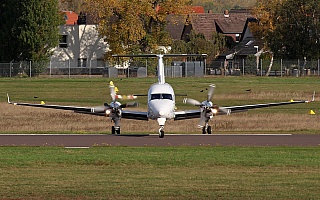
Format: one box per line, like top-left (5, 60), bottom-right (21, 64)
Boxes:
top-left (251, 0), bottom-right (320, 59)
top-left (59, 0), bottom-right (86, 14)
top-left (0, 0), bottom-right (63, 75)
top-left (84, 0), bottom-right (192, 58)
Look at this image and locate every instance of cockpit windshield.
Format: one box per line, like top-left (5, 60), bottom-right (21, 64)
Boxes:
top-left (151, 93), bottom-right (173, 100)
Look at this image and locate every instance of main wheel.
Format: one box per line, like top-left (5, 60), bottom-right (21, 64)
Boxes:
top-left (207, 126), bottom-right (212, 134)
top-left (116, 127), bottom-right (121, 135)
top-left (202, 127), bottom-right (206, 134)
top-left (111, 126), bottom-right (115, 134)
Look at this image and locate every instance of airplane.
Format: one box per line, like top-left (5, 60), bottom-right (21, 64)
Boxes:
top-left (7, 54), bottom-right (314, 138)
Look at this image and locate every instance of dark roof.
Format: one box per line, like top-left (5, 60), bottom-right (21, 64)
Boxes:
top-left (215, 15), bottom-right (248, 34)
top-left (166, 15), bottom-right (187, 40)
top-left (188, 12), bottom-right (254, 39)
top-left (219, 37), bottom-right (264, 58)
top-left (188, 14), bottom-right (218, 40)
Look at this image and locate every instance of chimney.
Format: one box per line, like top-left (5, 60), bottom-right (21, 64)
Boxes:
top-left (224, 10), bottom-right (229, 18)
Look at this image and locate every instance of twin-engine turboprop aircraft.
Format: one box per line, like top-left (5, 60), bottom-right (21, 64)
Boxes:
top-left (8, 54), bottom-right (314, 138)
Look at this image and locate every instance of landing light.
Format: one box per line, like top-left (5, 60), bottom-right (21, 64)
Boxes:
top-left (105, 109), bottom-right (111, 115)
top-left (212, 108), bottom-right (218, 114)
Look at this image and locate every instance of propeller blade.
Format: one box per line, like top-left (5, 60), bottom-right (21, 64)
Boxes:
top-left (207, 84), bottom-right (215, 101)
top-left (219, 107), bottom-right (231, 115)
top-left (198, 112), bottom-right (207, 128)
top-left (120, 102), bottom-right (139, 108)
top-left (92, 105), bottom-right (109, 113)
top-left (110, 85), bottom-right (116, 102)
top-left (183, 98), bottom-right (202, 106)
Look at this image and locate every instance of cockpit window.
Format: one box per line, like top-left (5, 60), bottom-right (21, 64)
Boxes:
top-left (151, 93), bottom-right (172, 100)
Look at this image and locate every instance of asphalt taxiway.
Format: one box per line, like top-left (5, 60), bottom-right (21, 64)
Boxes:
top-left (0, 134), bottom-right (319, 147)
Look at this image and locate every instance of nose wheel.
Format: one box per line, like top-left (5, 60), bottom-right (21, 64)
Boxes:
top-left (159, 126), bottom-right (164, 138)
top-left (111, 126), bottom-right (121, 134)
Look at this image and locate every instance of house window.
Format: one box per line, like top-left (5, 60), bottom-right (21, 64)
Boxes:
top-left (59, 35), bottom-right (68, 48)
top-left (78, 58), bottom-right (87, 67)
top-left (235, 34), bottom-right (240, 43)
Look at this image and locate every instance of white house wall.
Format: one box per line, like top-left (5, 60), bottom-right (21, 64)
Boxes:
top-left (51, 25), bottom-right (109, 68)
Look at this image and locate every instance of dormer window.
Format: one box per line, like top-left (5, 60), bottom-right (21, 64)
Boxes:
top-left (59, 35), bottom-right (68, 48)
top-left (236, 34), bottom-right (240, 43)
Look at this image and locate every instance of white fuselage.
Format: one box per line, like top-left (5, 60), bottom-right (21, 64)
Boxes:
top-left (147, 83), bottom-right (175, 121)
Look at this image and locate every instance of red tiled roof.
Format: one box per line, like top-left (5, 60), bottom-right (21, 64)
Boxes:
top-left (62, 11), bottom-right (78, 25)
top-left (189, 6), bottom-right (205, 14)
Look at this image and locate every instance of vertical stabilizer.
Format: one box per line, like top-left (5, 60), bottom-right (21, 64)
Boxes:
top-left (157, 55), bottom-right (165, 84)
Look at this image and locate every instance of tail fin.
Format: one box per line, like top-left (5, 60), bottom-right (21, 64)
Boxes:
top-left (157, 55), bottom-right (165, 84)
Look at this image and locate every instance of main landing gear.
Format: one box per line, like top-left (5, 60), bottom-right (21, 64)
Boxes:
top-left (202, 125), bottom-right (212, 134)
top-left (111, 126), bottom-right (120, 134)
top-left (159, 126), bottom-right (164, 138)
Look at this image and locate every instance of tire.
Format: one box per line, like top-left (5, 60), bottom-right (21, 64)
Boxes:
top-left (202, 127), bottom-right (206, 134)
top-left (116, 127), bottom-right (121, 135)
top-left (111, 126), bottom-right (115, 134)
top-left (207, 126), bottom-right (212, 134)
top-left (159, 130), bottom-right (164, 138)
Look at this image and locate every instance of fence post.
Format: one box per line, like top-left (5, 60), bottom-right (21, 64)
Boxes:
top-left (89, 59), bottom-right (92, 77)
top-left (242, 59), bottom-right (245, 76)
top-left (145, 59), bottom-right (148, 77)
top-left (49, 60), bottom-right (52, 78)
top-left (318, 59), bottom-right (319, 76)
top-left (29, 61), bottom-right (32, 78)
top-left (260, 59), bottom-right (262, 76)
top-left (10, 61), bottom-right (12, 77)
top-left (280, 59), bottom-right (283, 77)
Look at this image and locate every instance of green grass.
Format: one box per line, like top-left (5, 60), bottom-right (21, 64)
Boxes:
top-left (1, 77), bottom-right (320, 199)
top-left (0, 146), bottom-right (320, 199)
top-left (1, 76), bottom-right (318, 108)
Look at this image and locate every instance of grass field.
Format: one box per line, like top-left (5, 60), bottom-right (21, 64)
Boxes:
top-left (1, 77), bottom-right (320, 199)
top-left (0, 76), bottom-right (319, 134)
top-left (0, 146), bottom-right (320, 199)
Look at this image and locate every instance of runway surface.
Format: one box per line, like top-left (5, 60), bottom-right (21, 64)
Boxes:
top-left (0, 134), bottom-right (319, 147)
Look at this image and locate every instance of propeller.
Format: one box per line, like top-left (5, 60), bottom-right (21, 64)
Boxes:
top-left (91, 82), bottom-right (139, 116)
top-left (207, 84), bottom-right (215, 102)
top-left (183, 84), bottom-right (229, 128)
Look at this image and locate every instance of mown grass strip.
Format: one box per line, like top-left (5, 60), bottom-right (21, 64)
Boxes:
top-left (0, 146), bottom-right (319, 199)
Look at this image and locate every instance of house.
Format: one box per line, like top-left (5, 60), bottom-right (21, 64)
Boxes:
top-left (51, 11), bottom-right (108, 68)
top-left (170, 9), bottom-right (261, 71)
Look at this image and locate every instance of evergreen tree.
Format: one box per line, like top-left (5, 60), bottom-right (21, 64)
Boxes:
top-left (0, 0), bottom-right (63, 75)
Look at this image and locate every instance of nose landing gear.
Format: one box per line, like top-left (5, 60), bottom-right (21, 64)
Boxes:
top-left (111, 126), bottom-right (121, 134)
top-left (159, 126), bottom-right (165, 138)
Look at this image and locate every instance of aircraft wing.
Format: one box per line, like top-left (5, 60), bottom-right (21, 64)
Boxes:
top-left (221, 100), bottom-right (308, 113)
top-left (175, 100), bottom-right (309, 120)
top-left (8, 94), bottom-right (149, 119)
top-left (122, 110), bottom-right (148, 120)
top-left (7, 94), bottom-right (104, 114)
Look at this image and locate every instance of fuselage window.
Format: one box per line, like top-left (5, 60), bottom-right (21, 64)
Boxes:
top-left (151, 93), bottom-right (172, 100)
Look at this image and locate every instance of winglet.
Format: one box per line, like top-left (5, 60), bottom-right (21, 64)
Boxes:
top-left (305, 91), bottom-right (316, 103)
top-left (312, 91), bottom-right (316, 102)
top-left (7, 93), bottom-right (11, 104)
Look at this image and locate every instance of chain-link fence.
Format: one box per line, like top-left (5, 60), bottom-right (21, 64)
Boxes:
top-left (206, 58), bottom-right (320, 76)
top-left (1, 58), bottom-right (319, 77)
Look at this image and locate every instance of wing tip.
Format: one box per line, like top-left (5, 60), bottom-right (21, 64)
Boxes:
top-left (6, 93), bottom-right (11, 104)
